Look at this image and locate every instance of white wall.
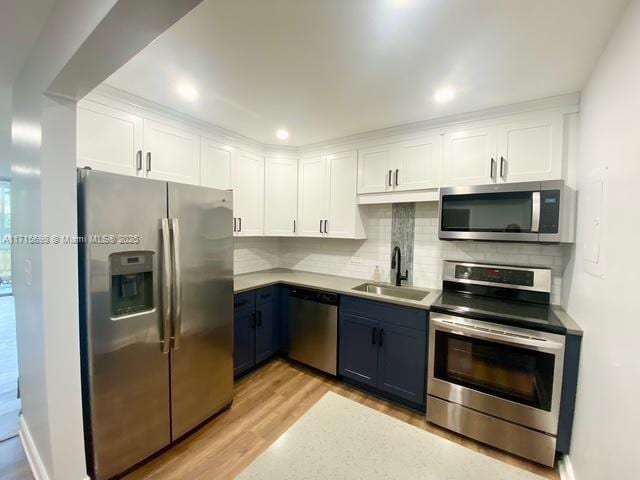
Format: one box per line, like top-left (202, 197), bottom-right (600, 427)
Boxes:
top-left (562, 1), bottom-right (640, 478)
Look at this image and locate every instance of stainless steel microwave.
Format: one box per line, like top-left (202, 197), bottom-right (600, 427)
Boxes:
top-left (438, 180), bottom-right (575, 243)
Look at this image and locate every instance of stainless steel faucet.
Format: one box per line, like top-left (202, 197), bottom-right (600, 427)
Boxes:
top-left (391, 246), bottom-right (408, 287)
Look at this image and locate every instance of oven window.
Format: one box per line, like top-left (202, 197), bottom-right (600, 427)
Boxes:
top-left (441, 191), bottom-right (533, 232)
top-left (434, 331), bottom-right (555, 411)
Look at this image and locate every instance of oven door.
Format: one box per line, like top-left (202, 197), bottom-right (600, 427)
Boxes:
top-left (427, 313), bottom-right (565, 434)
top-left (439, 182), bottom-right (541, 242)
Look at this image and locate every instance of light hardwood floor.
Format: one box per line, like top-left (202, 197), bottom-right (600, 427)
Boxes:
top-left (2, 358), bottom-right (560, 480)
top-left (126, 359), bottom-right (560, 480)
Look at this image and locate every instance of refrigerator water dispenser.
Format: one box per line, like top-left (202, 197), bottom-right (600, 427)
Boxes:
top-left (110, 252), bottom-right (154, 317)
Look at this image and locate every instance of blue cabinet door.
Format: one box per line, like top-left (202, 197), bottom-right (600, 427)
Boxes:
top-left (234, 307), bottom-right (255, 377)
top-left (339, 313), bottom-right (379, 388)
top-left (255, 300), bottom-right (278, 364)
top-left (377, 320), bottom-right (427, 405)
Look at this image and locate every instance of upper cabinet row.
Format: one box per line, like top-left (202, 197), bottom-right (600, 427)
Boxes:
top-left (356, 112), bottom-right (564, 195)
top-left (77, 99), bottom-right (366, 239)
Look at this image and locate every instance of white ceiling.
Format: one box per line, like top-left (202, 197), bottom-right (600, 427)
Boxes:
top-left (0, 0), bottom-right (56, 85)
top-left (105, 0), bottom-right (629, 146)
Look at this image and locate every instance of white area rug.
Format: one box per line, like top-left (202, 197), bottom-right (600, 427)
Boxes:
top-left (237, 392), bottom-right (543, 480)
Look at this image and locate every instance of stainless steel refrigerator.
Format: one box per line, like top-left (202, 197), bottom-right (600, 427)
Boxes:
top-left (77, 168), bottom-right (234, 480)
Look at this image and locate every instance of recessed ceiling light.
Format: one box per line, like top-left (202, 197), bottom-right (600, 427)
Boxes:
top-left (433, 86), bottom-right (456, 104)
top-left (275, 128), bottom-right (289, 140)
top-left (177, 83), bottom-right (199, 101)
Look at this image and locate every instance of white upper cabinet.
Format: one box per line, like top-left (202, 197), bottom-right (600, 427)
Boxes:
top-left (297, 155), bottom-right (328, 237)
top-left (200, 137), bottom-right (233, 190)
top-left (77, 100), bottom-right (143, 176)
top-left (496, 114), bottom-right (563, 183)
top-left (142, 119), bottom-right (200, 185)
top-left (298, 151), bottom-right (366, 239)
top-left (327, 150), bottom-right (362, 238)
top-left (264, 157), bottom-right (298, 236)
top-left (232, 149), bottom-right (264, 236)
top-left (357, 134), bottom-right (442, 195)
top-left (394, 135), bottom-right (441, 191)
top-left (442, 126), bottom-right (498, 187)
top-left (357, 145), bottom-right (394, 194)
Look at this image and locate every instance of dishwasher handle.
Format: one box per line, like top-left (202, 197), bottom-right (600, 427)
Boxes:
top-left (289, 287), bottom-right (339, 306)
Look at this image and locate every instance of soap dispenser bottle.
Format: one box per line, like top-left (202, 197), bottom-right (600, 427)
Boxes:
top-left (373, 265), bottom-right (381, 283)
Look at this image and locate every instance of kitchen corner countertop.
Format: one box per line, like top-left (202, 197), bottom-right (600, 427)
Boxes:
top-left (234, 268), bottom-right (441, 310)
top-left (551, 306), bottom-right (584, 336)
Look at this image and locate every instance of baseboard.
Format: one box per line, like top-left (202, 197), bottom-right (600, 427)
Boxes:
top-left (558, 454), bottom-right (576, 480)
top-left (19, 415), bottom-right (50, 480)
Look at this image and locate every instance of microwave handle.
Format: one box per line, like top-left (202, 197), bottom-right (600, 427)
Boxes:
top-left (531, 192), bottom-right (541, 233)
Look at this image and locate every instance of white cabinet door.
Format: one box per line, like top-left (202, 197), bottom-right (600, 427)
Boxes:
top-left (327, 150), bottom-right (359, 238)
top-left (142, 119), bottom-right (200, 184)
top-left (357, 144), bottom-right (394, 194)
top-left (497, 114), bottom-right (563, 183)
top-left (77, 101), bottom-right (143, 176)
top-left (297, 156), bottom-right (328, 237)
top-left (264, 157), bottom-right (298, 236)
top-left (200, 137), bottom-right (233, 190)
top-left (394, 135), bottom-right (442, 191)
top-left (233, 150), bottom-right (264, 236)
top-left (442, 126), bottom-right (497, 187)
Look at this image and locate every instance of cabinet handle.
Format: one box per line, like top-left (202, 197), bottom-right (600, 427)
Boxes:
top-left (319, 220), bottom-right (323, 234)
top-left (238, 217), bottom-right (242, 232)
top-left (388, 170), bottom-right (392, 187)
top-left (371, 327), bottom-right (377, 345)
top-left (234, 299), bottom-right (248, 307)
top-left (500, 156), bottom-right (506, 179)
top-left (379, 328), bottom-right (384, 347)
top-left (324, 219), bottom-right (328, 234)
top-left (293, 219), bottom-right (296, 233)
top-left (233, 217), bottom-right (237, 232)
top-left (146, 152), bottom-right (151, 172)
top-left (395, 169), bottom-right (399, 186)
top-left (490, 158), bottom-right (496, 180)
top-left (136, 150), bottom-right (143, 171)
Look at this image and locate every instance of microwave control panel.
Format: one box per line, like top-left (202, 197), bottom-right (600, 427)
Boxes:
top-left (539, 190), bottom-right (560, 233)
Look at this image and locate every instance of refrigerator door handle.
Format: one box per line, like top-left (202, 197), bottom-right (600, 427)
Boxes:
top-left (161, 218), bottom-right (172, 354)
top-left (170, 218), bottom-right (182, 350)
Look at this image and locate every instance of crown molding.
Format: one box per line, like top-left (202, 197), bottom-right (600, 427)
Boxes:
top-left (88, 85), bottom-right (579, 156)
top-left (89, 84), bottom-right (265, 151)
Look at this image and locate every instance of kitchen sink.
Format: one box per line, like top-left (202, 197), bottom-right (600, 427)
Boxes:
top-left (352, 283), bottom-right (430, 302)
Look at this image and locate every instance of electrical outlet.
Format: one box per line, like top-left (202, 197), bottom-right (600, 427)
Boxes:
top-left (351, 257), bottom-right (362, 264)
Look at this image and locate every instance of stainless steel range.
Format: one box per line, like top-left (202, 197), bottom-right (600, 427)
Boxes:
top-left (426, 261), bottom-right (569, 466)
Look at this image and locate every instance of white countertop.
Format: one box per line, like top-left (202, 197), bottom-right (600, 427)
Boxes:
top-left (234, 268), bottom-right (441, 310)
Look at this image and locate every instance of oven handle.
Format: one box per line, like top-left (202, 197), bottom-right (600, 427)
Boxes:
top-left (431, 317), bottom-right (564, 350)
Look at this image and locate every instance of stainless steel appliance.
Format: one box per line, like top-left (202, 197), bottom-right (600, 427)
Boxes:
top-left (427, 261), bottom-right (568, 466)
top-left (288, 288), bottom-right (339, 375)
top-left (439, 180), bottom-right (575, 243)
top-left (78, 169), bottom-right (234, 480)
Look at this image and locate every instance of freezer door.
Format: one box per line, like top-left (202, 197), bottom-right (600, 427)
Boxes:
top-left (78, 170), bottom-right (171, 480)
top-left (168, 182), bottom-right (234, 439)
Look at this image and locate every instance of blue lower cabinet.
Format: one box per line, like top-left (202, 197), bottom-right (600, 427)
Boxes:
top-left (233, 306), bottom-right (255, 377)
top-left (255, 300), bottom-right (277, 364)
top-left (234, 287), bottom-right (281, 378)
top-left (339, 314), bottom-right (379, 388)
top-left (377, 321), bottom-right (426, 404)
top-left (339, 296), bottom-right (428, 409)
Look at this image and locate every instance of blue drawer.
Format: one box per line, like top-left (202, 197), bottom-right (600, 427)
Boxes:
top-left (234, 290), bottom-right (255, 311)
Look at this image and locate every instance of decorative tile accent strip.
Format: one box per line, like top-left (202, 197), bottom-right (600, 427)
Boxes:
top-left (390, 203), bottom-right (415, 285)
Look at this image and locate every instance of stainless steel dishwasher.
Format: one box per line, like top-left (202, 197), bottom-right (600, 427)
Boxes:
top-left (288, 288), bottom-right (339, 375)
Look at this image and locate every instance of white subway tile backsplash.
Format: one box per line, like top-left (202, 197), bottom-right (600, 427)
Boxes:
top-left (234, 202), bottom-right (566, 305)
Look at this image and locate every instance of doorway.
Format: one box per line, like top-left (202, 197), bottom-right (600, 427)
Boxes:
top-left (0, 178), bottom-right (18, 441)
